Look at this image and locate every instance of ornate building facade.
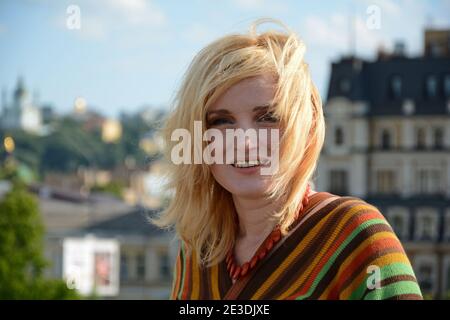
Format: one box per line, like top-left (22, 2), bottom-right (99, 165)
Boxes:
top-left (316, 29), bottom-right (450, 299)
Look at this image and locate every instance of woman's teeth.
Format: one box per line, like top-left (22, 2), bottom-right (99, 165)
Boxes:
top-left (232, 160), bottom-right (260, 168)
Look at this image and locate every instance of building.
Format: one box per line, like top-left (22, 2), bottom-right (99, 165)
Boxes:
top-left (316, 29), bottom-right (450, 299)
top-left (1, 77), bottom-right (42, 134)
top-left (81, 207), bottom-right (175, 299)
top-left (27, 183), bottom-right (176, 299)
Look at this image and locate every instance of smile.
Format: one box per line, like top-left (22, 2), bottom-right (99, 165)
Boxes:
top-left (230, 159), bottom-right (270, 168)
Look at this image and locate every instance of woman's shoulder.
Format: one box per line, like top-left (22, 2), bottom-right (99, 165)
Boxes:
top-left (311, 192), bottom-right (393, 239)
top-left (316, 191), bottom-right (386, 217)
top-left (313, 193), bottom-right (422, 299)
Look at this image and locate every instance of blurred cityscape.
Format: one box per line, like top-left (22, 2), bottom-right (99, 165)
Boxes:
top-left (0, 77), bottom-right (175, 299)
top-left (0, 1), bottom-right (450, 300)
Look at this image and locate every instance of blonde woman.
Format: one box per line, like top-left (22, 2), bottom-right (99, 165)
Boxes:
top-left (152, 19), bottom-right (422, 300)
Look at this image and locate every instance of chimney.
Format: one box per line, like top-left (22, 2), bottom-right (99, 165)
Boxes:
top-left (376, 44), bottom-right (390, 60)
top-left (393, 41), bottom-right (406, 57)
top-left (424, 29), bottom-right (450, 57)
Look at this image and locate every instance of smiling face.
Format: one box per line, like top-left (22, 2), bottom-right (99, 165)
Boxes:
top-left (206, 74), bottom-right (281, 199)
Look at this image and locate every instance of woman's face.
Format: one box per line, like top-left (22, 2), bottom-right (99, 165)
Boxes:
top-left (206, 74), bottom-right (280, 199)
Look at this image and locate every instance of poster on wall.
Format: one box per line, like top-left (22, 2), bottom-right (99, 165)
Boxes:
top-left (63, 235), bottom-right (119, 297)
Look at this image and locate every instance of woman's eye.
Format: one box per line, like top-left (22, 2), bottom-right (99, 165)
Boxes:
top-left (257, 112), bottom-right (279, 123)
top-left (209, 118), bottom-right (233, 126)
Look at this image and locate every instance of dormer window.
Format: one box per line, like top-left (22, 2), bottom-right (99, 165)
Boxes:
top-left (425, 75), bottom-right (438, 99)
top-left (444, 74), bottom-right (450, 98)
top-left (335, 126), bottom-right (344, 146)
top-left (389, 75), bottom-right (402, 99)
top-left (339, 77), bottom-right (351, 94)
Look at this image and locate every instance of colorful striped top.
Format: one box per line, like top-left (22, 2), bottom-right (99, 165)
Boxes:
top-left (170, 192), bottom-right (423, 300)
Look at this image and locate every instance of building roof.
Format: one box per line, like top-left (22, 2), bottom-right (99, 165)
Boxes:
top-left (326, 55), bottom-right (450, 116)
top-left (82, 207), bottom-right (168, 238)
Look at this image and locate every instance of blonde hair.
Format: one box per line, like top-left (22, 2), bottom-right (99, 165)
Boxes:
top-left (152, 18), bottom-right (325, 267)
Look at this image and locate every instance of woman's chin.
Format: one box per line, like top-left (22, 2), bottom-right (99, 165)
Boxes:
top-left (228, 184), bottom-right (271, 199)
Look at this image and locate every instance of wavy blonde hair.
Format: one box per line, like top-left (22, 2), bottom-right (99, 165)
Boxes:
top-left (152, 18), bottom-right (325, 267)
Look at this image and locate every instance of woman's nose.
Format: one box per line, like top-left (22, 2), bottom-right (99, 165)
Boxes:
top-left (234, 121), bottom-right (259, 159)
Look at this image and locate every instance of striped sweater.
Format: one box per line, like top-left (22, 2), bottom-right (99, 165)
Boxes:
top-left (171, 192), bottom-right (423, 300)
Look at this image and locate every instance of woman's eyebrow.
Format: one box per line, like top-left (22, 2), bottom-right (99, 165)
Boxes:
top-left (253, 103), bottom-right (277, 112)
top-left (206, 109), bottom-right (231, 117)
top-left (207, 103), bottom-right (276, 116)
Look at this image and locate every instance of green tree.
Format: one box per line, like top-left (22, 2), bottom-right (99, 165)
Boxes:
top-left (0, 182), bottom-right (79, 299)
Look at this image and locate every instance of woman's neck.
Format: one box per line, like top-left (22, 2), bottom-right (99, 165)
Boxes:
top-left (231, 188), bottom-right (317, 255)
top-left (232, 194), bottom-right (281, 244)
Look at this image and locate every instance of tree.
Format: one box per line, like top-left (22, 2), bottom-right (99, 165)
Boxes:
top-left (0, 182), bottom-right (79, 299)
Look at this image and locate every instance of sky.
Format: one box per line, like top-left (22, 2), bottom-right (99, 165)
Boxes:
top-left (0, 0), bottom-right (449, 119)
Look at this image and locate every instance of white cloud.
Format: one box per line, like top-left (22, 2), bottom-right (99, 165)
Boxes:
top-left (56, 0), bottom-right (167, 41)
top-left (303, 14), bottom-right (348, 51)
top-left (106, 0), bottom-right (166, 26)
top-left (232, 0), bottom-right (288, 13)
top-left (233, 0), bottom-right (265, 9)
top-left (78, 16), bottom-right (108, 40)
top-left (109, 0), bottom-right (147, 11)
top-left (363, 0), bottom-right (401, 16)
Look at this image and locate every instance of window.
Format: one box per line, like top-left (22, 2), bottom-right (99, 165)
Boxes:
top-left (446, 262), bottom-right (450, 297)
top-left (416, 127), bottom-right (426, 149)
top-left (335, 127), bottom-right (344, 146)
top-left (387, 207), bottom-right (409, 240)
top-left (389, 75), bottom-right (402, 99)
top-left (120, 254), bottom-right (128, 282)
top-left (392, 215), bottom-right (404, 234)
top-left (159, 252), bottom-right (171, 279)
top-left (381, 129), bottom-right (392, 149)
top-left (414, 255), bottom-right (437, 297)
top-left (444, 256), bottom-right (450, 297)
top-left (418, 264), bottom-right (434, 292)
top-left (444, 74), bottom-right (450, 98)
top-left (416, 169), bottom-right (442, 195)
top-left (433, 127), bottom-right (444, 150)
top-left (329, 169), bottom-right (348, 195)
top-left (423, 216), bottom-right (434, 239)
top-left (136, 253), bottom-right (146, 280)
top-left (376, 170), bottom-right (396, 194)
top-left (415, 209), bottom-right (438, 241)
top-left (444, 209), bottom-right (450, 240)
top-left (425, 75), bottom-right (438, 99)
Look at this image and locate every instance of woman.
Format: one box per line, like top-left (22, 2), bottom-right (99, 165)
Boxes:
top-left (152, 18), bottom-right (422, 300)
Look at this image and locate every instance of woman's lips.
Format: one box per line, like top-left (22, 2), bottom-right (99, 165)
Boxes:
top-left (229, 164), bottom-right (261, 175)
top-left (229, 160), bottom-right (271, 174)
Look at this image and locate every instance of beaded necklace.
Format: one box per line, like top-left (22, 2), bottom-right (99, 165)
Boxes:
top-left (226, 184), bottom-right (312, 280)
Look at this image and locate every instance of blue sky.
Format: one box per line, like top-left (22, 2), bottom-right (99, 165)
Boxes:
top-left (0, 0), bottom-right (449, 118)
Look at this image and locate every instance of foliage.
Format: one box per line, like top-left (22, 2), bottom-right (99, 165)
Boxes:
top-left (0, 111), bottom-right (160, 180)
top-left (0, 182), bottom-right (79, 299)
top-left (91, 180), bottom-right (125, 199)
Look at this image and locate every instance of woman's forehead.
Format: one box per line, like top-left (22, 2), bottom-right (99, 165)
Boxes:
top-left (209, 74), bottom-right (277, 113)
